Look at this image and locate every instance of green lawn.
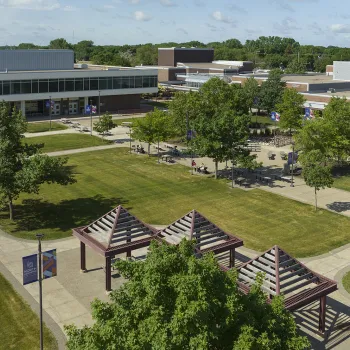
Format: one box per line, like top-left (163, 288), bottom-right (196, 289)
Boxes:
top-left (333, 176), bottom-right (350, 192)
top-left (0, 273), bottom-right (57, 350)
top-left (142, 100), bottom-right (170, 109)
top-left (342, 271), bottom-right (350, 294)
top-left (113, 117), bottom-right (144, 126)
top-left (250, 115), bottom-right (274, 126)
top-left (24, 134), bottom-right (112, 153)
top-left (1, 148), bottom-right (350, 257)
top-left (27, 122), bottom-right (68, 133)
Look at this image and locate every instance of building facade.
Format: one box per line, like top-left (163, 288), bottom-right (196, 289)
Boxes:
top-left (0, 50), bottom-right (158, 118)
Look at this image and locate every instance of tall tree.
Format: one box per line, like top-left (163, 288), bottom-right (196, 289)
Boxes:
top-left (259, 69), bottom-right (286, 115)
top-left (243, 77), bottom-right (260, 113)
top-left (93, 112), bottom-right (115, 137)
top-left (49, 38), bottom-right (72, 50)
top-left (300, 150), bottom-right (334, 210)
top-left (0, 103), bottom-right (76, 220)
top-left (74, 40), bottom-right (94, 61)
top-left (65, 240), bottom-right (310, 350)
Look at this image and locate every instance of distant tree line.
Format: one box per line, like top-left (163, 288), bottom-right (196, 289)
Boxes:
top-left (2, 36), bottom-right (350, 72)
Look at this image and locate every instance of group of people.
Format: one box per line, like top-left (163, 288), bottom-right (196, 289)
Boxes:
top-left (191, 160), bottom-right (208, 174)
top-left (136, 145), bottom-right (145, 154)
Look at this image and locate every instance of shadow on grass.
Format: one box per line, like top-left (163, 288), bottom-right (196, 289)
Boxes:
top-left (0, 195), bottom-right (130, 233)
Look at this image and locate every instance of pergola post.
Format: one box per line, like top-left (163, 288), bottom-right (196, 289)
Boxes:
top-left (319, 296), bottom-right (326, 333)
top-left (105, 256), bottom-right (112, 292)
top-left (80, 242), bottom-right (86, 273)
top-left (229, 249), bottom-right (235, 268)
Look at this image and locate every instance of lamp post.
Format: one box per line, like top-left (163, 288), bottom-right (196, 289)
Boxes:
top-left (49, 95), bottom-right (52, 131)
top-left (98, 90), bottom-right (101, 121)
top-left (128, 126), bottom-right (132, 154)
top-left (36, 233), bottom-right (45, 350)
top-left (290, 142), bottom-right (295, 187)
top-left (90, 99), bottom-right (93, 136)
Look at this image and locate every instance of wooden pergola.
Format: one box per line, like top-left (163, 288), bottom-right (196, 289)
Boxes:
top-left (155, 210), bottom-right (243, 266)
top-left (236, 245), bottom-right (338, 333)
top-left (72, 205), bottom-right (158, 292)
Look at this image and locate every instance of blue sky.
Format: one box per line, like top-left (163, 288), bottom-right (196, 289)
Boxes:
top-left (0, 0), bottom-right (350, 47)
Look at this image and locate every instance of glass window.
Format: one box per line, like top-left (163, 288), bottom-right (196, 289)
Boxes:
top-left (3, 81), bottom-right (10, 95)
top-left (59, 79), bottom-right (65, 92)
top-left (113, 77), bottom-right (121, 89)
top-left (135, 76), bottom-right (142, 88)
top-left (21, 81), bottom-right (31, 94)
top-left (129, 76), bottom-right (135, 88)
top-left (65, 80), bottom-right (74, 92)
top-left (84, 78), bottom-right (90, 90)
top-left (32, 80), bottom-right (38, 93)
top-left (11, 81), bottom-right (21, 94)
top-left (49, 79), bottom-right (59, 93)
top-left (90, 78), bottom-right (98, 90)
top-left (99, 77), bottom-right (108, 90)
top-left (75, 78), bottom-right (83, 91)
top-left (107, 77), bottom-right (113, 89)
top-left (0, 82), bottom-right (2, 95)
top-left (39, 80), bottom-right (49, 93)
top-left (121, 77), bottom-right (130, 89)
top-left (152, 76), bottom-right (158, 87)
top-left (142, 76), bottom-right (150, 88)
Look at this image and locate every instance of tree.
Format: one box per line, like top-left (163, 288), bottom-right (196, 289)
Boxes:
top-left (243, 77), bottom-right (260, 113)
top-left (49, 38), bottom-right (72, 50)
top-left (300, 150), bottom-right (334, 210)
top-left (93, 112), bottom-right (115, 137)
top-left (74, 40), bottom-right (94, 61)
top-left (259, 69), bottom-right (286, 115)
top-left (0, 102), bottom-right (76, 220)
top-left (65, 239), bottom-right (310, 350)
top-left (276, 88), bottom-right (305, 134)
top-left (285, 59), bottom-right (307, 74)
top-left (131, 109), bottom-right (173, 157)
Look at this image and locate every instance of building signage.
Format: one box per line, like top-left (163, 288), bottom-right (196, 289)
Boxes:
top-left (43, 249), bottom-right (57, 280)
top-left (22, 254), bottom-right (38, 285)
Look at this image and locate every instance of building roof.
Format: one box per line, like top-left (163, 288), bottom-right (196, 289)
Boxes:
top-left (72, 205), bottom-right (158, 256)
top-left (237, 245), bottom-right (337, 310)
top-left (156, 210), bottom-right (243, 254)
top-left (177, 62), bottom-right (241, 70)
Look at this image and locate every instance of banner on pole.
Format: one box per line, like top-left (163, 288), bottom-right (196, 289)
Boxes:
top-left (270, 112), bottom-right (280, 122)
top-left (288, 152), bottom-right (299, 165)
top-left (85, 105), bottom-right (91, 114)
top-left (43, 249), bottom-right (57, 280)
top-left (22, 254), bottom-right (38, 285)
top-left (186, 129), bottom-right (196, 141)
top-left (92, 105), bottom-right (97, 114)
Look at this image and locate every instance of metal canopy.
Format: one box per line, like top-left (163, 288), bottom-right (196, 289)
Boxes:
top-left (72, 205), bottom-right (157, 257)
top-left (237, 245), bottom-right (337, 311)
top-left (156, 210), bottom-right (243, 255)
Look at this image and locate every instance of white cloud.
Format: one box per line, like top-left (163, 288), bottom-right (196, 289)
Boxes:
top-left (160, 0), bottom-right (176, 6)
top-left (128, 0), bottom-right (139, 4)
top-left (211, 11), bottom-right (235, 24)
top-left (273, 17), bottom-right (300, 34)
top-left (133, 10), bottom-right (151, 21)
top-left (330, 24), bottom-right (350, 33)
top-left (62, 5), bottom-right (77, 12)
top-left (0, 0), bottom-right (60, 11)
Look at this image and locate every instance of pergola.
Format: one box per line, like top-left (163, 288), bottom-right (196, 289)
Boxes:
top-left (236, 245), bottom-right (338, 333)
top-left (72, 205), bottom-right (158, 292)
top-left (156, 210), bottom-right (243, 267)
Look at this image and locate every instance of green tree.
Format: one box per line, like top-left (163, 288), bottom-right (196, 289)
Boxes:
top-left (65, 240), bottom-right (310, 350)
top-left (243, 77), bottom-right (260, 113)
top-left (74, 40), bottom-right (94, 61)
top-left (276, 88), bottom-right (305, 134)
top-left (285, 59), bottom-right (307, 74)
top-left (300, 150), bottom-right (334, 210)
top-left (93, 112), bottom-right (115, 137)
top-left (259, 69), bottom-right (286, 115)
top-left (0, 102), bottom-right (76, 220)
top-left (49, 38), bottom-right (72, 50)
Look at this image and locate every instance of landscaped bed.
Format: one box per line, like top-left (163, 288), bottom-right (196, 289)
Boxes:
top-left (343, 271), bottom-right (350, 294)
top-left (0, 272), bottom-right (57, 350)
top-left (24, 134), bottom-right (112, 153)
top-left (27, 121), bottom-right (68, 133)
top-left (1, 148), bottom-right (349, 257)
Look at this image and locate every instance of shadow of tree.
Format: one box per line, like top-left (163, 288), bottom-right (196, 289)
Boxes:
top-left (0, 195), bottom-right (130, 232)
top-left (326, 202), bottom-right (350, 213)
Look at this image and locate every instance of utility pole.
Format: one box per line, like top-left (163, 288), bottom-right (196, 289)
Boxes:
top-left (90, 99), bottom-right (93, 136)
top-left (98, 90), bottom-right (101, 121)
top-left (36, 233), bottom-right (44, 350)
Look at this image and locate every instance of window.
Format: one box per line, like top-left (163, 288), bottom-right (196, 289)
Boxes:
top-left (49, 79), bottom-right (59, 93)
top-left (65, 80), bottom-right (74, 92)
top-left (151, 76), bottom-right (158, 87)
top-left (2, 81), bottom-right (9, 95)
top-left (135, 76), bottom-right (142, 88)
top-left (99, 77), bottom-right (108, 90)
top-left (39, 80), bottom-right (49, 93)
top-left (129, 76), bottom-right (135, 88)
top-left (59, 79), bottom-right (65, 92)
top-left (142, 76), bottom-right (150, 88)
top-left (32, 80), bottom-right (38, 93)
top-left (75, 78), bottom-right (83, 91)
top-left (90, 78), bottom-right (98, 90)
top-left (121, 77), bottom-right (130, 89)
top-left (84, 78), bottom-right (90, 90)
top-left (11, 81), bottom-right (21, 94)
top-left (107, 77), bottom-right (113, 89)
top-left (113, 77), bottom-right (121, 89)
top-left (21, 81), bottom-right (31, 94)
top-left (0, 82), bottom-right (2, 95)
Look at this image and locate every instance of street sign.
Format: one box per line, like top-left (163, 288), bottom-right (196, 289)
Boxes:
top-left (43, 249), bottom-right (57, 279)
top-left (23, 254), bottom-right (38, 285)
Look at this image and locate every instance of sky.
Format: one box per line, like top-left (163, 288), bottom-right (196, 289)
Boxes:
top-left (0, 0), bottom-right (350, 47)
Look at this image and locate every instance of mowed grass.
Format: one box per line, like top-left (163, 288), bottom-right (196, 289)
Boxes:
top-left (1, 148), bottom-right (350, 258)
top-left (24, 134), bottom-right (112, 153)
top-left (0, 273), bottom-right (57, 350)
top-left (250, 115), bottom-right (274, 126)
top-left (27, 121), bottom-right (68, 133)
top-left (343, 271), bottom-right (350, 294)
top-left (142, 100), bottom-right (170, 109)
top-left (113, 117), bottom-right (144, 126)
top-left (333, 176), bottom-right (350, 192)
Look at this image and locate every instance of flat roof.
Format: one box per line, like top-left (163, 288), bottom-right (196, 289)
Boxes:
top-left (282, 75), bottom-right (335, 84)
top-left (177, 62), bottom-right (241, 70)
top-left (304, 90), bottom-right (350, 98)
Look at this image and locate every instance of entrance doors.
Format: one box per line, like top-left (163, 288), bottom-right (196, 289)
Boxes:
top-left (51, 103), bottom-right (61, 116)
top-left (69, 102), bottom-right (78, 115)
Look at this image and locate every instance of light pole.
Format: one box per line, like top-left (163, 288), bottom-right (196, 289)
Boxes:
top-left (49, 95), bottom-right (52, 131)
top-left (290, 142), bottom-right (295, 187)
top-left (128, 126), bottom-right (132, 154)
top-left (36, 233), bottom-right (45, 350)
top-left (98, 90), bottom-right (101, 121)
top-left (90, 99), bottom-right (93, 136)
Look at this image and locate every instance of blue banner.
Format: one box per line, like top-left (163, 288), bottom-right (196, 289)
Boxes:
top-left (85, 105), bottom-right (91, 114)
top-left (288, 152), bottom-right (299, 165)
top-left (186, 129), bottom-right (195, 141)
top-left (45, 100), bottom-right (51, 108)
top-left (23, 254), bottom-right (38, 285)
top-left (43, 249), bottom-right (57, 280)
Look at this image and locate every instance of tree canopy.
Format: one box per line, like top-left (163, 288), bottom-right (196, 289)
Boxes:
top-left (65, 240), bottom-right (310, 350)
